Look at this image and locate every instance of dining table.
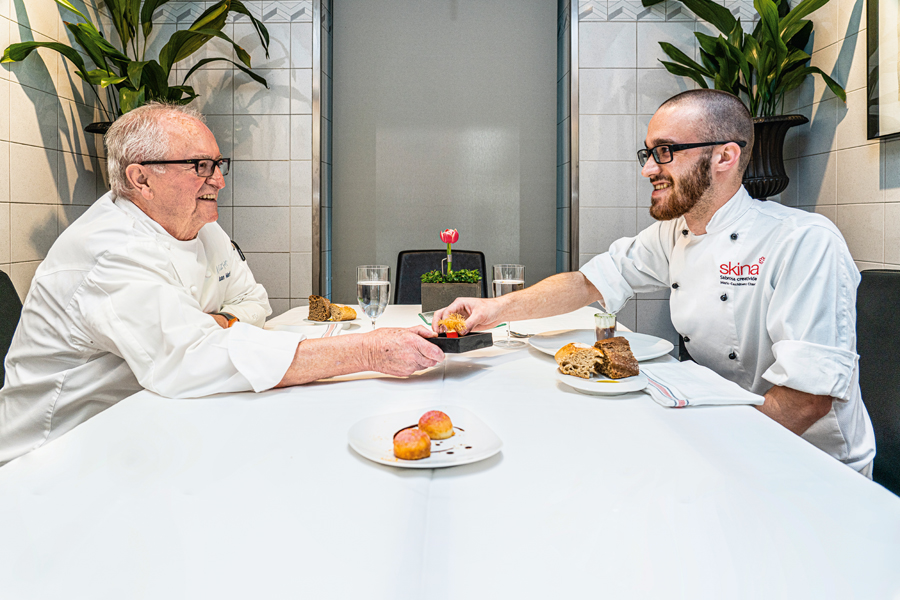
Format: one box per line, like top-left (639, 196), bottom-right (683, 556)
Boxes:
top-left (1, 304), bottom-right (899, 599)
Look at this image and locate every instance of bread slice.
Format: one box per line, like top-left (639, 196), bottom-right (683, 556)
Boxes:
top-left (330, 304), bottom-right (357, 321)
top-left (594, 337), bottom-right (639, 379)
top-left (555, 343), bottom-right (604, 379)
top-left (308, 295), bottom-right (331, 321)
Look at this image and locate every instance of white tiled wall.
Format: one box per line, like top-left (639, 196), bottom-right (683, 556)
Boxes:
top-left (0, 0), bottom-right (315, 316)
top-left (577, 0), bottom-right (896, 349)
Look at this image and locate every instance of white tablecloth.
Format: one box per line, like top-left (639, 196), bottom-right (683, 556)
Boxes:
top-left (1, 305), bottom-right (898, 599)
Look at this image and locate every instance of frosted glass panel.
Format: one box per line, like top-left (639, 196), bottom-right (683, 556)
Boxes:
top-left (331, 0), bottom-right (557, 303)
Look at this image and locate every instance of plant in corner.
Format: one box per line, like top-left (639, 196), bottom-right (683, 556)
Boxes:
top-left (2, 0), bottom-right (269, 130)
top-left (642, 0), bottom-right (846, 199)
top-left (420, 229), bottom-right (484, 312)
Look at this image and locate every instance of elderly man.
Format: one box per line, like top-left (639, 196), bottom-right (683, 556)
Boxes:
top-left (435, 89), bottom-right (875, 474)
top-left (0, 102), bottom-right (443, 466)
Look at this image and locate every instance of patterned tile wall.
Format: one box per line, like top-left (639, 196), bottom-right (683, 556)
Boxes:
top-left (0, 0), bottom-right (315, 317)
top-left (575, 0), bottom-right (889, 346)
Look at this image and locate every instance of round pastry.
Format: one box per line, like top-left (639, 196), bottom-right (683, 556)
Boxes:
top-left (393, 428), bottom-right (432, 460)
top-left (418, 410), bottom-right (455, 440)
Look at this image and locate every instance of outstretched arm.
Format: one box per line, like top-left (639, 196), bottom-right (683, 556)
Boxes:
top-left (432, 271), bottom-right (604, 333)
top-left (756, 385), bottom-right (834, 436)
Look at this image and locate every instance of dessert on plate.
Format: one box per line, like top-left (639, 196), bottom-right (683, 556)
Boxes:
top-left (418, 410), bottom-right (454, 440)
top-left (393, 428), bottom-right (432, 460)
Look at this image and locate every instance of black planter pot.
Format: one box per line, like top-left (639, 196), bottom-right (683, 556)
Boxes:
top-left (84, 121), bottom-right (113, 135)
top-left (742, 114), bottom-right (808, 200)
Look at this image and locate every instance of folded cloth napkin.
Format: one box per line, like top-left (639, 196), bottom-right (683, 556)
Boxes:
top-left (641, 361), bottom-right (765, 408)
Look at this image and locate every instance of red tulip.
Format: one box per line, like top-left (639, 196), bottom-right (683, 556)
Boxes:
top-left (440, 229), bottom-right (459, 244)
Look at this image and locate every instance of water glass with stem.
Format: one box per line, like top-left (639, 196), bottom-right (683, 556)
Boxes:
top-left (492, 264), bottom-right (525, 348)
top-left (357, 265), bottom-right (391, 329)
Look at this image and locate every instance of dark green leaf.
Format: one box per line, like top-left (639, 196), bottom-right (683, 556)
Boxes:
top-left (640, 0), bottom-right (666, 5)
top-left (659, 42), bottom-right (711, 75)
top-left (661, 61), bottom-right (710, 89)
top-left (231, 0), bottom-right (270, 58)
top-left (141, 0), bottom-right (172, 39)
top-left (780, 0), bottom-right (831, 38)
top-left (119, 85), bottom-right (146, 113)
top-left (678, 0), bottom-right (736, 34)
top-left (2, 41), bottom-right (86, 72)
top-left (190, 1), bottom-right (229, 32)
top-left (64, 21), bottom-right (110, 70)
top-left (53, 0), bottom-right (90, 22)
top-left (182, 57), bottom-right (269, 88)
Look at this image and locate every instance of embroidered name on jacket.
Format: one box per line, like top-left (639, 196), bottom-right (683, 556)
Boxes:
top-left (719, 257), bottom-right (765, 287)
top-left (216, 259), bottom-right (231, 281)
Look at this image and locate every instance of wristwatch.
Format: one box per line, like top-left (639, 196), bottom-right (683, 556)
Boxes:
top-left (214, 312), bottom-right (238, 328)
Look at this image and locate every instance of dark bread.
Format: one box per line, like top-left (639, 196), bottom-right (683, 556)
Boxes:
top-left (594, 337), bottom-right (639, 379)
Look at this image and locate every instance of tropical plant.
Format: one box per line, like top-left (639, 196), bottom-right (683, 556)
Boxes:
top-left (1, 0), bottom-right (269, 120)
top-left (642, 0), bottom-right (845, 116)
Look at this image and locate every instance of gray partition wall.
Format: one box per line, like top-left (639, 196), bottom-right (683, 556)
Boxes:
top-left (329, 0), bottom-right (559, 303)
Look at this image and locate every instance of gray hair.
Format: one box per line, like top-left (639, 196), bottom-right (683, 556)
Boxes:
top-left (104, 102), bottom-right (206, 198)
top-left (659, 89), bottom-right (755, 175)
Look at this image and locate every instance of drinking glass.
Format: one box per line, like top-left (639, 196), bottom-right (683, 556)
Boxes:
top-left (594, 312), bottom-right (617, 341)
top-left (357, 265), bottom-right (391, 329)
top-left (492, 264), bottom-right (525, 348)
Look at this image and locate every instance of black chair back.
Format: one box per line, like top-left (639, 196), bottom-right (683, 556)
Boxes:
top-left (857, 269), bottom-right (900, 494)
top-left (0, 271), bottom-right (23, 385)
top-left (395, 250), bottom-right (488, 304)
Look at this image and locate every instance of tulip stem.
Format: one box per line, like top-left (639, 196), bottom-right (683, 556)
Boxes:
top-left (447, 243), bottom-right (453, 273)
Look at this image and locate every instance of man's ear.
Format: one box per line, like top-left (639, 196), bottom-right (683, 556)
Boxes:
top-left (124, 164), bottom-right (153, 200)
top-left (713, 142), bottom-right (742, 174)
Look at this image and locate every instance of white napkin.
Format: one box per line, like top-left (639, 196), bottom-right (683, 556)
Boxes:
top-left (641, 361), bottom-right (764, 408)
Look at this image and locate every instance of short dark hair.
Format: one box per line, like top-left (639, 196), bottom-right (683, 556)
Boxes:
top-left (659, 90), bottom-right (754, 175)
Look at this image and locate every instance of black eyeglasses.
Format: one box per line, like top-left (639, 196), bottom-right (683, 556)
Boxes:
top-left (138, 158), bottom-right (231, 177)
top-left (637, 141), bottom-right (747, 167)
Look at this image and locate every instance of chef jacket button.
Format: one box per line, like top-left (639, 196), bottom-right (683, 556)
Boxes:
top-left (190, 285), bottom-right (197, 294)
top-left (720, 293), bottom-right (727, 301)
top-left (164, 242), bottom-right (172, 250)
top-left (671, 282), bottom-right (679, 289)
top-left (730, 233), bottom-right (738, 240)
top-left (682, 229), bottom-right (689, 236)
top-left (683, 336), bottom-right (690, 343)
top-left (728, 351), bottom-right (737, 360)
top-left (206, 271), bottom-right (211, 278)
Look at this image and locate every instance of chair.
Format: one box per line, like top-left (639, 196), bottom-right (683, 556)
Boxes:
top-left (395, 250), bottom-right (488, 305)
top-left (0, 271), bottom-right (23, 385)
top-left (857, 269), bottom-right (900, 494)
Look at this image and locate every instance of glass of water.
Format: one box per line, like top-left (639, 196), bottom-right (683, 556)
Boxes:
top-left (492, 264), bottom-right (525, 348)
top-left (357, 265), bottom-right (391, 329)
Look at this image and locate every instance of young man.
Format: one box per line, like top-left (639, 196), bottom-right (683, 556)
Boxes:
top-left (434, 90), bottom-right (875, 474)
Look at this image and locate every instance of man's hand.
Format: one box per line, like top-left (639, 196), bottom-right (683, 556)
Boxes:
top-left (757, 385), bottom-right (834, 436)
top-left (362, 326), bottom-right (445, 377)
top-left (432, 297), bottom-right (506, 334)
top-left (210, 313), bottom-right (230, 329)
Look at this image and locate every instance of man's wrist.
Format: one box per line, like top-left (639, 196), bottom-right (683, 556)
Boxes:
top-left (214, 312), bottom-right (239, 327)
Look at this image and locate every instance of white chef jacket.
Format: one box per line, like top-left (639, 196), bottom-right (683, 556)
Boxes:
top-left (581, 186), bottom-right (875, 472)
top-left (0, 192), bottom-right (304, 465)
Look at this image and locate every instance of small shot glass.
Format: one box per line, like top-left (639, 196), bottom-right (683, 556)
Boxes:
top-left (594, 312), bottom-right (617, 341)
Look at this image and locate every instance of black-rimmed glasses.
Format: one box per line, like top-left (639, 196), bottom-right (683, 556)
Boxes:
top-left (637, 141), bottom-right (747, 167)
top-left (138, 158), bottom-right (231, 177)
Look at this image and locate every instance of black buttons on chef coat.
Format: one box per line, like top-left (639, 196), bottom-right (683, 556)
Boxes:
top-left (728, 351), bottom-right (737, 360)
top-left (682, 229), bottom-right (689, 236)
top-left (720, 293), bottom-right (728, 301)
top-left (730, 233), bottom-right (738, 240)
top-left (683, 336), bottom-right (690, 343)
top-left (672, 282), bottom-right (679, 289)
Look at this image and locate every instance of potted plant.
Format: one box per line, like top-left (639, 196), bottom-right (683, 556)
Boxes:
top-left (420, 229), bottom-right (483, 312)
top-left (2, 0), bottom-right (269, 132)
top-left (643, 0), bottom-right (846, 199)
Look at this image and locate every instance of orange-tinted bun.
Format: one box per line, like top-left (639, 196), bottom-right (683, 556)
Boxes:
top-left (418, 410), bottom-right (455, 440)
top-left (393, 428), bottom-right (431, 460)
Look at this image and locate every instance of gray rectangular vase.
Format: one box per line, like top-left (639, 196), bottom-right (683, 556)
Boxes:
top-left (420, 282), bottom-right (482, 313)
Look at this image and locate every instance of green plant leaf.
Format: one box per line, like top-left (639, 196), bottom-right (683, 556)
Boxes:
top-left (661, 61), bottom-right (710, 88)
top-left (1, 40), bottom-right (86, 71)
top-left (678, 0), bottom-right (736, 34)
top-left (104, 0), bottom-right (135, 50)
top-left (120, 85), bottom-right (146, 113)
top-left (640, 0), bottom-right (666, 5)
top-left (182, 57), bottom-right (269, 88)
top-left (63, 21), bottom-right (111, 70)
top-left (53, 0), bottom-right (90, 22)
top-left (141, 0), bottom-right (172, 39)
top-left (166, 85), bottom-right (199, 105)
top-left (659, 42), bottom-right (711, 76)
top-left (158, 27), bottom-right (252, 72)
top-left (231, 0), bottom-right (270, 58)
top-left (100, 74), bottom-right (128, 87)
top-left (695, 32), bottom-right (722, 57)
top-left (190, 0), bottom-right (230, 32)
top-left (780, 0), bottom-right (831, 38)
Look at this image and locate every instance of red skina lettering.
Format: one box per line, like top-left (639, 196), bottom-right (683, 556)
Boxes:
top-left (719, 262), bottom-right (761, 276)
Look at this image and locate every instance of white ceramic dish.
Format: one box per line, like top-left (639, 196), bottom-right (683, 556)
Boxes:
top-left (555, 370), bottom-right (649, 396)
top-left (529, 329), bottom-right (674, 361)
top-left (348, 406), bottom-right (502, 469)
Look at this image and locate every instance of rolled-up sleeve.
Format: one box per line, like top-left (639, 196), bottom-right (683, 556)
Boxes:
top-left (579, 221), bottom-right (674, 313)
top-left (69, 245), bottom-right (302, 398)
top-left (761, 225), bottom-right (861, 400)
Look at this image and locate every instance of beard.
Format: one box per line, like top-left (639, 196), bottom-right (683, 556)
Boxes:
top-left (649, 152), bottom-right (712, 221)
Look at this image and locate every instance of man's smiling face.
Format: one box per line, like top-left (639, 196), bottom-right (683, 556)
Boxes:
top-left (138, 117), bottom-right (225, 240)
top-left (642, 106), bottom-right (713, 221)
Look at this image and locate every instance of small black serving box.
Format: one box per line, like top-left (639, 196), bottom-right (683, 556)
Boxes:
top-left (427, 331), bottom-right (493, 353)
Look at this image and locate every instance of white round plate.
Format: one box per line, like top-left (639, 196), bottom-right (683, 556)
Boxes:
top-left (303, 317), bottom-right (362, 324)
top-left (529, 329), bottom-right (674, 361)
top-left (555, 370), bottom-right (649, 396)
top-left (348, 406), bottom-right (503, 469)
